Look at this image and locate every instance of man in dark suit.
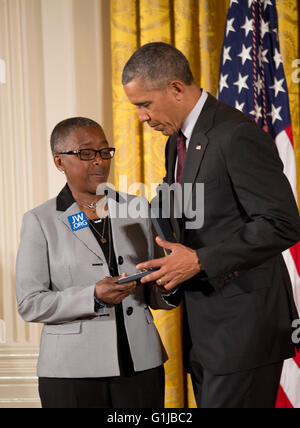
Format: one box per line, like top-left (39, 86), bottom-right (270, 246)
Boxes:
top-left (122, 42), bottom-right (300, 408)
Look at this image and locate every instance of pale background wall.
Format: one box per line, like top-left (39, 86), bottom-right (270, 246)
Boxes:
top-left (0, 0), bottom-right (113, 407)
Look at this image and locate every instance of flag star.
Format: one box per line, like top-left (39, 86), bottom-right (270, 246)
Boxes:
top-left (250, 105), bottom-right (263, 120)
top-left (273, 28), bottom-right (279, 42)
top-left (241, 16), bottom-right (253, 37)
top-left (226, 18), bottom-right (236, 37)
top-left (234, 73), bottom-right (249, 94)
top-left (273, 48), bottom-right (283, 69)
top-left (268, 105), bottom-right (282, 124)
top-left (255, 74), bottom-right (263, 95)
top-left (238, 44), bottom-right (252, 65)
top-left (263, 0), bottom-right (272, 9)
top-left (235, 101), bottom-right (245, 112)
top-left (219, 74), bottom-right (229, 93)
top-left (223, 46), bottom-right (232, 65)
top-left (261, 18), bottom-right (270, 38)
top-left (259, 48), bottom-right (269, 67)
top-left (270, 77), bottom-right (286, 97)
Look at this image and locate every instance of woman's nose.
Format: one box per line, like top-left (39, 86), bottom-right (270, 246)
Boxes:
top-left (92, 152), bottom-right (104, 164)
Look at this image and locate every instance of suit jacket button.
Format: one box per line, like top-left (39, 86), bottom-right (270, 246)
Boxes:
top-left (118, 256), bottom-right (124, 265)
top-left (126, 307), bottom-right (133, 316)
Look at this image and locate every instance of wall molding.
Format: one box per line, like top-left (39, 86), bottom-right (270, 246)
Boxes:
top-left (0, 347), bottom-right (40, 408)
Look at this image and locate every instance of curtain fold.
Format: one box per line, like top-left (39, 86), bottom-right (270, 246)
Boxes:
top-left (110, 0), bottom-right (299, 408)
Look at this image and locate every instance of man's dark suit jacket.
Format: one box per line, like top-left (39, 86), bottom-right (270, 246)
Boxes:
top-left (163, 93), bottom-right (300, 375)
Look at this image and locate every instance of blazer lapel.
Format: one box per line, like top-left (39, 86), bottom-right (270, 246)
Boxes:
top-left (58, 202), bottom-right (106, 262)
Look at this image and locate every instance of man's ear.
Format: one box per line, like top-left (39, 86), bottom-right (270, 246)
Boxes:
top-left (168, 80), bottom-right (185, 101)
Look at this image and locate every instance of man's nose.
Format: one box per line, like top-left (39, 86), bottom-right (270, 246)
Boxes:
top-left (137, 109), bottom-right (150, 123)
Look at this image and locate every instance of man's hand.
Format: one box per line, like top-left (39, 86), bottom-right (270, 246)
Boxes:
top-left (95, 274), bottom-right (137, 305)
top-left (136, 237), bottom-right (202, 292)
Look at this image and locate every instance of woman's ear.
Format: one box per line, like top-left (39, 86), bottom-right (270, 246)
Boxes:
top-left (53, 155), bottom-right (65, 173)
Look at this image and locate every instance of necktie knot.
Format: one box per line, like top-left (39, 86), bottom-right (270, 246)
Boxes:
top-left (176, 130), bottom-right (187, 183)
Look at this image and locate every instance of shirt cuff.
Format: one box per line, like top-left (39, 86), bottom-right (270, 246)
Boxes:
top-left (162, 288), bottom-right (178, 297)
top-left (94, 293), bottom-right (109, 311)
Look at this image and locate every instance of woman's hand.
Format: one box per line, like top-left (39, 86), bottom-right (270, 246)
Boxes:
top-left (94, 274), bottom-right (137, 306)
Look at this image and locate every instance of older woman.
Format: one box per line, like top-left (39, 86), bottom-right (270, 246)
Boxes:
top-left (16, 117), bottom-right (175, 408)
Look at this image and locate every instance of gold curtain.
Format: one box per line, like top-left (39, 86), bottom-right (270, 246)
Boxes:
top-left (110, 0), bottom-right (300, 408)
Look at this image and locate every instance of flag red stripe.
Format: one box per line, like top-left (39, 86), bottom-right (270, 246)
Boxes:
top-left (285, 125), bottom-right (294, 147)
top-left (276, 385), bottom-right (294, 408)
top-left (293, 349), bottom-right (300, 370)
top-left (290, 242), bottom-right (300, 277)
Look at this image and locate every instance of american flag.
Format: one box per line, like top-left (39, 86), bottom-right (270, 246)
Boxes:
top-left (218, 0), bottom-right (300, 408)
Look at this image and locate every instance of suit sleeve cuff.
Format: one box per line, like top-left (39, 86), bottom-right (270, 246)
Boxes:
top-left (196, 248), bottom-right (240, 290)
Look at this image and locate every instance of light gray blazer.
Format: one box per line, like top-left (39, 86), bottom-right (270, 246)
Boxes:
top-left (16, 187), bottom-right (175, 378)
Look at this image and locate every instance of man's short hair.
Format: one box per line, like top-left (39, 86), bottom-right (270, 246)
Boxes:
top-left (122, 42), bottom-right (194, 89)
top-left (50, 117), bottom-right (101, 154)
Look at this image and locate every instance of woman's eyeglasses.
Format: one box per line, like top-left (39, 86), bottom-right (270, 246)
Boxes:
top-left (56, 148), bottom-right (116, 161)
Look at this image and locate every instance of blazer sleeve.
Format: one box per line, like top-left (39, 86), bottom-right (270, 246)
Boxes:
top-left (196, 121), bottom-right (300, 289)
top-left (15, 211), bottom-right (97, 324)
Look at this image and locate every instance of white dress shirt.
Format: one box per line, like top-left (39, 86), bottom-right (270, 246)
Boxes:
top-left (174, 89), bottom-right (208, 181)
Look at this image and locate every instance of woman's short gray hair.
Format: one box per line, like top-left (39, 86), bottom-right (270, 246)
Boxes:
top-left (50, 117), bottom-right (102, 154)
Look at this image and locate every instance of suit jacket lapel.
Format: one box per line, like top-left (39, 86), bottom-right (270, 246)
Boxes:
top-left (162, 134), bottom-right (181, 240)
top-left (182, 93), bottom-right (218, 186)
top-left (182, 133), bottom-right (209, 186)
top-left (166, 134), bottom-right (178, 185)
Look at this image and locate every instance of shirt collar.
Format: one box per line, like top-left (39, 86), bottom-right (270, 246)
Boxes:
top-left (181, 89), bottom-right (208, 141)
top-left (56, 184), bottom-right (76, 212)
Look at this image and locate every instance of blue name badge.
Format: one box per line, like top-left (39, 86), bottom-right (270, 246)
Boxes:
top-left (68, 212), bottom-right (89, 232)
